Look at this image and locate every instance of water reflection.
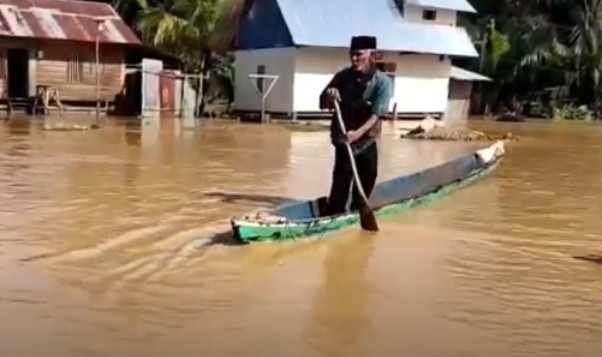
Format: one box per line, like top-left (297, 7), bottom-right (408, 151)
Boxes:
top-left (305, 234), bottom-right (375, 357)
top-left (5, 116), bottom-right (32, 136)
top-left (124, 118), bottom-right (142, 147)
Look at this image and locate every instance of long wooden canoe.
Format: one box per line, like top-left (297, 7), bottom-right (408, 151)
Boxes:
top-left (231, 141), bottom-right (506, 243)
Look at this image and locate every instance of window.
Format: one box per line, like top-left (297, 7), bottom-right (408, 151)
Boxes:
top-left (376, 62), bottom-right (397, 76)
top-left (256, 64), bottom-right (265, 93)
top-left (67, 52), bottom-right (84, 82)
top-left (87, 56), bottom-right (95, 75)
top-left (0, 50), bottom-right (6, 77)
top-left (67, 51), bottom-right (105, 82)
top-left (88, 52), bottom-right (107, 75)
top-left (423, 10), bottom-right (437, 20)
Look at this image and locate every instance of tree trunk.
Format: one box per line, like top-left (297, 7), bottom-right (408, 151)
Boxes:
top-left (594, 69), bottom-right (600, 120)
top-left (197, 51), bottom-right (212, 118)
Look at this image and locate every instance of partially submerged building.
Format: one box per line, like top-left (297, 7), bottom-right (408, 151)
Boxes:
top-left (447, 65), bottom-right (491, 122)
top-left (211, 0), bottom-right (489, 121)
top-left (0, 0), bottom-right (140, 106)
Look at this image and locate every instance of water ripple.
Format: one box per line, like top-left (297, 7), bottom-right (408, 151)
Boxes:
top-left (2, 119), bottom-right (602, 356)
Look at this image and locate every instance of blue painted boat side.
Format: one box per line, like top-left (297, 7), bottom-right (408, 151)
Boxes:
top-left (270, 198), bottom-right (320, 220)
top-left (369, 153), bottom-right (479, 209)
top-left (269, 151), bottom-right (481, 221)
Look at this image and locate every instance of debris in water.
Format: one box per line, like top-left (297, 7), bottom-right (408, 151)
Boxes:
top-left (400, 116), bottom-right (519, 142)
top-left (42, 122), bottom-right (99, 131)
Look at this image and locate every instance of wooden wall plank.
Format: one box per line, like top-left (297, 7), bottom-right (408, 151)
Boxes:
top-left (36, 42), bottom-right (125, 102)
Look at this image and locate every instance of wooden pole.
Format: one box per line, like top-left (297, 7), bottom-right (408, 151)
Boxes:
top-left (95, 37), bottom-right (99, 125)
top-left (95, 28), bottom-right (100, 125)
top-left (179, 73), bottom-right (186, 118)
top-left (94, 18), bottom-right (104, 127)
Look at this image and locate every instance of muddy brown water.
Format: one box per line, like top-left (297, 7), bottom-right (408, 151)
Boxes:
top-left (1, 116), bottom-right (602, 356)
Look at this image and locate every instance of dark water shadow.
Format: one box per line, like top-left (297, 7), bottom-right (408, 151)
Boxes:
top-left (573, 254), bottom-right (602, 264)
top-left (124, 117), bottom-right (142, 147)
top-left (203, 230), bottom-right (244, 247)
top-left (303, 234), bottom-right (375, 355)
top-left (204, 191), bottom-right (299, 206)
top-left (3, 116), bottom-right (32, 136)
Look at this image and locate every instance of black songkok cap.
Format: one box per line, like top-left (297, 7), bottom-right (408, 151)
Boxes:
top-left (350, 36), bottom-right (377, 50)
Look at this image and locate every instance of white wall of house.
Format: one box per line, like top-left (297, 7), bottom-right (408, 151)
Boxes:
top-left (404, 5), bottom-right (457, 26)
top-left (392, 53), bottom-right (452, 113)
top-left (293, 47), bottom-right (451, 114)
top-left (233, 47), bottom-right (296, 113)
top-left (292, 47), bottom-right (346, 113)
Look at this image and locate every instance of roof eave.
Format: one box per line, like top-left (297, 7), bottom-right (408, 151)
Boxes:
top-left (452, 77), bottom-right (491, 82)
top-left (461, 6), bottom-right (478, 13)
top-left (286, 44), bottom-right (480, 58)
top-left (398, 49), bottom-right (479, 58)
top-left (423, 6), bottom-right (477, 13)
top-left (450, 66), bottom-right (492, 81)
top-left (404, 1), bottom-right (477, 13)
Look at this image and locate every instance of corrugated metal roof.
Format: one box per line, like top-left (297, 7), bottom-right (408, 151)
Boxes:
top-left (450, 66), bottom-right (491, 81)
top-left (0, 0), bottom-right (140, 45)
top-left (405, 0), bottom-right (477, 13)
top-left (275, 0), bottom-right (478, 57)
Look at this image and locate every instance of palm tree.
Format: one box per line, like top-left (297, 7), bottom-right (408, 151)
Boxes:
top-left (463, 0), bottom-right (602, 117)
top-left (462, 0), bottom-right (554, 113)
top-left (135, 0), bottom-right (220, 72)
top-left (564, 0), bottom-right (602, 116)
top-left (135, 0), bottom-right (226, 115)
top-left (511, 0), bottom-right (602, 118)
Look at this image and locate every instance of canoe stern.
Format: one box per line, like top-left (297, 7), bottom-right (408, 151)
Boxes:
top-left (231, 213), bottom-right (361, 242)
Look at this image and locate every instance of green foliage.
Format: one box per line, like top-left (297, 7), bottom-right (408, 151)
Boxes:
top-left (465, 0), bottom-right (602, 119)
top-left (525, 101), bottom-right (552, 118)
top-left (135, 0), bottom-right (221, 73)
top-left (485, 23), bottom-right (511, 72)
top-left (552, 104), bottom-right (593, 121)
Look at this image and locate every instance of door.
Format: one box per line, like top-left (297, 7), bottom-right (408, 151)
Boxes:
top-left (159, 70), bottom-right (175, 111)
top-left (7, 48), bottom-right (29, 98)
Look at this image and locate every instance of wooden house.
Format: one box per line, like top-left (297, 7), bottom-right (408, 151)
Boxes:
top-left (0, 0), bottom-right (141, 105)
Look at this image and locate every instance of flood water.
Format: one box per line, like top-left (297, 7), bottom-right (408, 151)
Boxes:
top-left (1, 115), bottom-right (602, 356)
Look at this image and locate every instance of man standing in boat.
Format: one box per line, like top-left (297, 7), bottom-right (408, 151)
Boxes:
top-left (319, 35), bottom-right (393, 215)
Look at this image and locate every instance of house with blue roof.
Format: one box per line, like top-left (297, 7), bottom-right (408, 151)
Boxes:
top-left (212, 0), bottom-right (488, 120)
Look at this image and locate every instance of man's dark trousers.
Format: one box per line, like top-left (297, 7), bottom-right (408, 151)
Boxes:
top-left (327, 141), bottom-right (378, 215)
